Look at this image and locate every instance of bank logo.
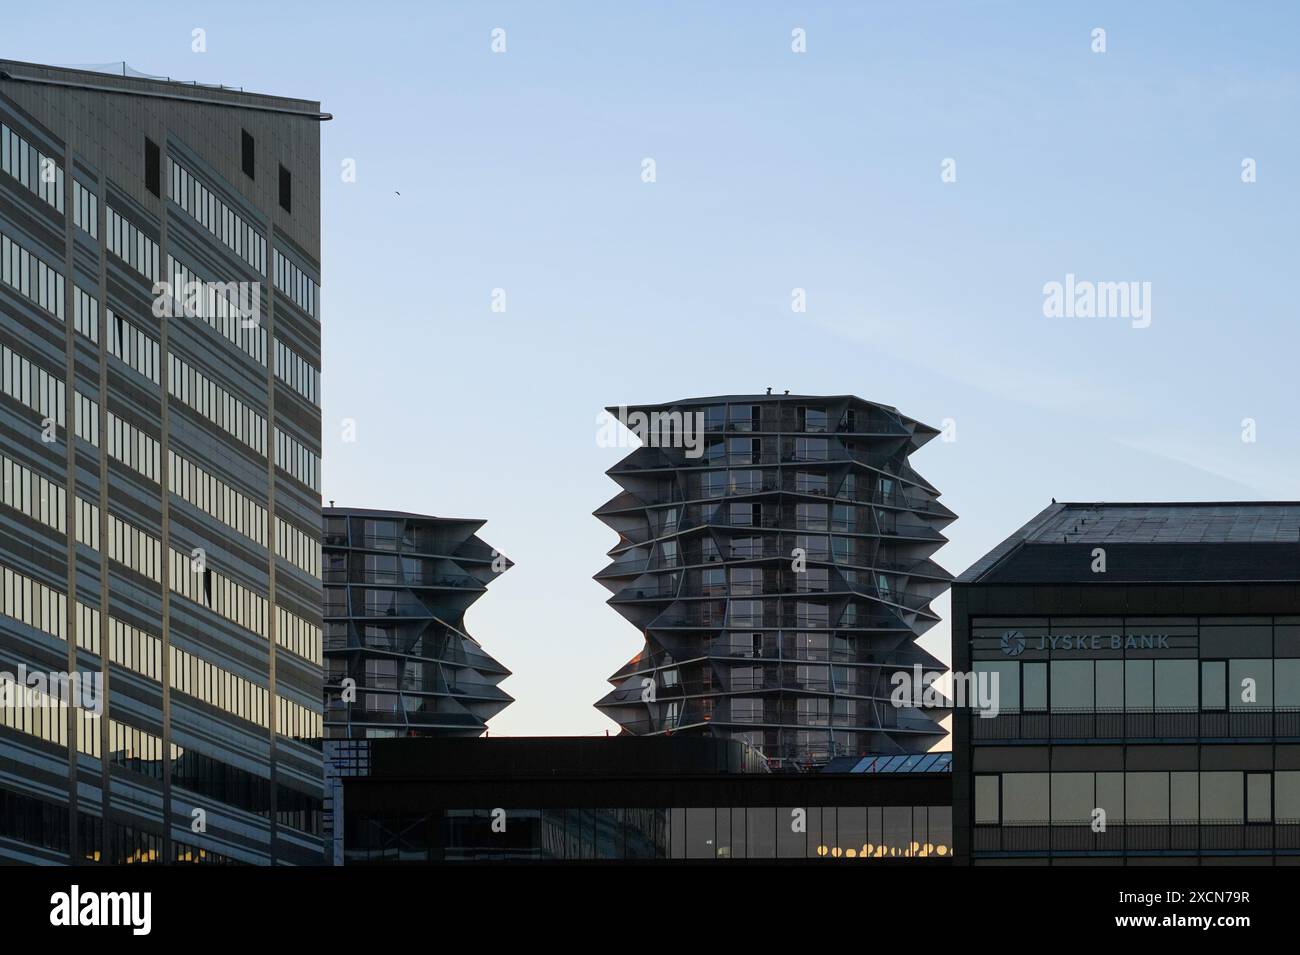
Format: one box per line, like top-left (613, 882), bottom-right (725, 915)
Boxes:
top-left (1000, 630), bottom-right (1026, 657)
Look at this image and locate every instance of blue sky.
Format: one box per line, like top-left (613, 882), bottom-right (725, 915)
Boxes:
top-left (10, 1), bottom-right (1300, 737)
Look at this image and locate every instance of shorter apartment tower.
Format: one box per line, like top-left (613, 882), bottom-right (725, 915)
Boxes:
top-left (321, 508), bottom-right (513, 738)
top-left (594, 395), bottom-right (955, 769)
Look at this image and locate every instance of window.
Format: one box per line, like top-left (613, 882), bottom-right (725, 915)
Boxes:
top-left (278, 164), bottom-right (291, 213)
top-left (974, 661), bottom-right (1019, 714)
top-left (1201, 660), bottom-right (1227, 710)
top-left (1002, 773), bottom-right (1048, 824)
top-left (797, 406), bottom-right (827, 433)
top-left (1124, 659), bottom-right (1153, 710)
top-left (1200, 771), bottom-right (1243, 823)
top-left (1247, 773), bottom-right (1272, 823)
top-left (1050, 661), bottom-right (1093, 710)
top-left (1022, 662), bottom-right (1047, 712)
top-left (241, 130), bottom-right (255, 179)
top-left (1154, 659), bottom-right (1197, 709)
top-left (144, 138), bottom-right (160, 197)
top-left (1230, 659), bottom-right (1272, 709)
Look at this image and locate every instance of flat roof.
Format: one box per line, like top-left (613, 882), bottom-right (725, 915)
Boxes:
top-left (0, 58), bottom-right (328, 119)
top-left (960, 502), bottom-right (1300, 585)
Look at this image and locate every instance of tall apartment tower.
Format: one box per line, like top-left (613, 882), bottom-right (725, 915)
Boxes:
top-left (0, 61), bottom-right (325, 863)
top-left (321, 508), bottom-right (513, 738)
top-left (595, 395), bottom-right (954, 769)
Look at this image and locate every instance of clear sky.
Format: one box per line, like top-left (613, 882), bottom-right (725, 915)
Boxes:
top-left (10, 1), bottom-right (1300, 738)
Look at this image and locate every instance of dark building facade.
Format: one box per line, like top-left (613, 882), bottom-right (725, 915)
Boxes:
top-left (321, 507), bottom-right (513, 738)
top-left (594, 394), bottom-right (954, 769)
top-left (0, 61), bottom-right (324, 864)
top-left (338, 736), bottom-right (952, 863)
top-left (953, 502), bottom-right (1300, 865)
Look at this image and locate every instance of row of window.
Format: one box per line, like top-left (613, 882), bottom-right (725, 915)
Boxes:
top-left (168, 449), bottom-right (268, 548)
top-left (108, 615), bottom-right (162, 682)
top-left (273, 339), bottom-right (320, 406)
top-left (74, 496), bottom-right (98, 550)
top-left (277, 695), bottom-right (323, 739)
top-left (167, 256), bottom-right (267, 365)
top-left (974, 658), bottom-right (1300, 712)
top-left (272, 248), bottom-right (317, 318)
top-left (106, 411), bottom-right (161, 484)
top-left (277, 606), bottom-right (323, 665)
top-left (105, 206), bottom-right (159, 282)
top-left (168, 547), bottom-right (268, 639)
top-left (72, 179), bottom-right (98, 239)
top-left (73, 285), bottom-right (98, 343)
top-left (1, 122), bottom-right (63, 213)
top-left (352, 805), bottom-right (950, 863)
top-left (108, 718), bottom-right (164, 778)
top-left (73, 392), bottom-right (98, 446)
top-left (106, 308), bottom-right (161, 384)
top-left (275, 516), bottom-right (321, 578)
top-left (75, 601), bottom-right (100, 655)
top-left (171, 643), bottom-right (270, 729)
top-left (0, 450), bottom-right (65, 533)
top-left (976, 771), bottom-right (1300, 826)
top-left (1, 230), bottom-right (65, 321)
top-left (168, 160), bottom-right (266, 273)
top-left (274, 427), bottom-right (320, 492)
top-left (0, 561), bottom-right (66, 641)
top-left (167, 352), bottom-right (268, 455)
top-left (107, 512), bottom-right (163, 583)
top-left (0, 342), bottom-right (62, 426)
top-left (0, 673), bottom-right (69, 749)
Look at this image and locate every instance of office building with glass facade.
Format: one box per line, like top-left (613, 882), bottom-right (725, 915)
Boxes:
top-left (0, 61), bottom-right (324, 864)
top-left (594, 394), bottom-right (954, 769)
top-left (953, 501), bottom-right (1300, 865)
top-left (338, 736), bottom-right (952, 863)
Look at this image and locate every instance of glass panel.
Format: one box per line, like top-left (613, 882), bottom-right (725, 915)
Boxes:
top-left (1002, 773), bottom-right (1048, 824)
top-left (1229, 659), bottom-right (1272, 709)
top-left (1170, 773), bottom-right (1198, 824)
top-left (1275, 659), bottom-right (1300, 708)
top-left (975, 775), bottom-right (1000, 824)
top-left (1097, 772), bottom-right (1126, 823)
top-left (1051, 661), bottom-right (1093, 710)
top-left (1126, 772), bottom-right (1170, 822)
top-left (1125, 659), bottom-right (1153, 710)
top-left (1154, 659), bottom-right (1197, 709)
top-left (1200, 771), bottom-right (1243, 823)
top-left (746, 806), bottom-right (774, 858)
top-left (1201, 661), bottom-right (1226, 710)
top-left (1247, 775), bottom-right (1272, 823)
top-left (974, 662), bottom-right (1018, 714)
top-left (777, 807), bottom-right (805, 858)
top-left (1276, 772), bottom-right (1300, 823)
top-left (1096, 660), bottom-right (1124, 710)
top-left (1022, 663), bottom-right (1047, 712)
top-left (1051, 773), bottom-right (1095, 824)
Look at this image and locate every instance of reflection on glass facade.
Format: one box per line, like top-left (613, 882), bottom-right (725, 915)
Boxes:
top-left (345, 805), bottom-right (952, 863)
top-left (0, 60), bottom-right (324, 864)
top-left (594, 395), bottom-right (955, 769)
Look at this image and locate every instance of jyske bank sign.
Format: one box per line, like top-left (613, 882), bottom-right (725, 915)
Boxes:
top-left (999, 630), bottom-right (1171, 656)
